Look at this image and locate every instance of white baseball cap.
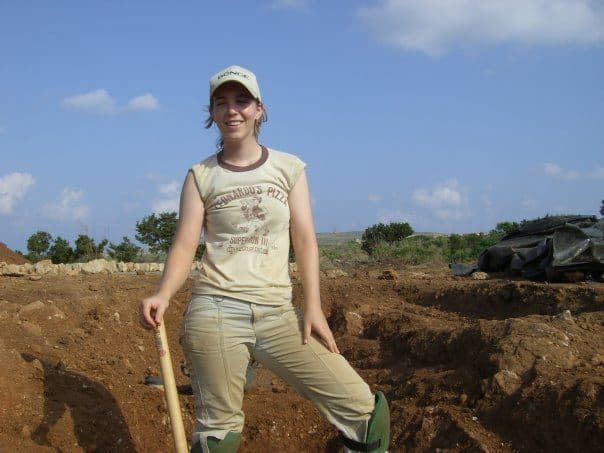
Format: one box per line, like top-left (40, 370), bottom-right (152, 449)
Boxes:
top-left (209, 65), bottom-right (261, 102)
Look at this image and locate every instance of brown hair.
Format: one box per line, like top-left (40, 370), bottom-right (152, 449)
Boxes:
top-left (204, 99), bottom-right (268, 151)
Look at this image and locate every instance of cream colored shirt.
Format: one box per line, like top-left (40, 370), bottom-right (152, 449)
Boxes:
top-left (190, 147), bottom-right (306, 305)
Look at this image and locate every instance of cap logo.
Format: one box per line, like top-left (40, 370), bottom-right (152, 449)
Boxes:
top-left (217, 70), bottom-right (250, 81)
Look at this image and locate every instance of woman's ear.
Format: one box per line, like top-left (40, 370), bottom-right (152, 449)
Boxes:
top-left (255, 102), bottom-right (264, 120)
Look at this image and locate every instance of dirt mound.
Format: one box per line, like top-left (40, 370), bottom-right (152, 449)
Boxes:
top-left (0, 267), bottom-right (602, 452)
top-left (0, 242), bottom-right (29, 264)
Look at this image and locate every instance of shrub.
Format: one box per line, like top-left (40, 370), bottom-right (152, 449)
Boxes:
top-left (108, 237), bottom-right (142, 262)
top-left (48, 237), bottom-right (74, 264)
top-left (74, 235), bottom-right (108, 262)
top-left (26, 231), bottom-right (53, 262)
top-left (135, 212), bottom-right (178, 254)
top-left (319, 241), bottom-right (370, 269)
top-left (361, 222), bottom-right (414, 255)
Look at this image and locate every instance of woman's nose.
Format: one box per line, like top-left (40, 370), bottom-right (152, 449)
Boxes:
top-left (226, 102), bottom-right (239, 113)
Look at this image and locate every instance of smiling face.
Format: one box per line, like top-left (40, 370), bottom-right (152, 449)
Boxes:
top-left (210, 82), bottom-right (264, 147)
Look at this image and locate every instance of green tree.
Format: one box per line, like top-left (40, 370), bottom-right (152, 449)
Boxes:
top-left (26, 231), bottom-right (53, 262)
top-left (135, 212), bottom-right (178, 254)
top-left (361, 222), bottom-right (414, 255)
top-left (108, 237), bottom-right (142, 262)
top-left (194, 243), bottom-right (205, 261)
top-left (48, 236), bottom-right (74, 264)
top-left (492, 221), bottom-right (520, 237)
top-left (74, 235), bottom-right (108, 262)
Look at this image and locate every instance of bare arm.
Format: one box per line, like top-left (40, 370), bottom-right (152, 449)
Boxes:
top-left (139, 171), bottom-right (204, 328)
top-left (289, 170), bottom-right (339, 353)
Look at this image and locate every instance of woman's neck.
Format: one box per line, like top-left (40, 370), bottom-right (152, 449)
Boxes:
top-left (220, 138), bottom-right (263, 166)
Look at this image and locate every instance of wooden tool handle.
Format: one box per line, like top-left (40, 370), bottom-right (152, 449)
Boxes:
top-left (155, 322), bottom-right (188, 453)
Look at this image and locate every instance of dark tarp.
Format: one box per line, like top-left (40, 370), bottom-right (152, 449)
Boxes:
top-left (451, 216), bottom-right (604, 281)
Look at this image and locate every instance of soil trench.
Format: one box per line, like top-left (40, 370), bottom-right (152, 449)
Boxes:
top-left (0, 264), bottom-right (602, 452)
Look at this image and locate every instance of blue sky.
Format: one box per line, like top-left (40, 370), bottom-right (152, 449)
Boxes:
top-left (1, 0), bottom-right (603, 252)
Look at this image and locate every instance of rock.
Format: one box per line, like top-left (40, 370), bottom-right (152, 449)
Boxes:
top-left (344, 311), bottom-right (364, 335)
top-left (20, 425), bottom-right (31, 439)
top-left (65, 263), bottom-right (81, 276)
top-left (556, 310), bottom-right (574, 323)
top-left (81, 258), bottom-right (117, 274)
top-left (324, 269), bottom-right (349, 279)
top-left (379, 269), bottom-right (398, 280)
top-left (31, 359), bottom-right (44, 372)
top-left (73, 328), bottom-right (86, 338)
top-left (28, 275), bottom-right (42, 281)
top-left (1, 264), bottom-right (26, 276)
top-left (136, 269), bottom-right (146, 276)
top-left (459, 393), bottom-right (468, 405)
top-left (289, 262), bottom-right (298, 273)
top-left (590, 354), bottom-right (603, 366)
top-left (117, 262), bottom-right (128, 272)
top-left (270, 379), bottom-right (286, 393)
top-left (21, 321), bottom-right (42, 336)
top-left (49, 306), bottom-right (66, 320)
top-left (113, 312), bottom-right (121, 322)
top-left (126, 262), bottom-right (136, 272)
top-left (81, 259), bottom-right (105, 274)
top-left (33, 259), bottom-right (56, 275)
top-left (472, 272), bottom-right (489, 280)
top-left (20, 300), bottom-right (46, 314)
top-left (120, 357), bottom-right (134, 374)
top-left (491, 369), bottom-right (522, 396)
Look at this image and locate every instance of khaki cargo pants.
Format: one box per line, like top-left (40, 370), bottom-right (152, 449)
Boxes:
top-left (180, 294), bottom-right (374, 452)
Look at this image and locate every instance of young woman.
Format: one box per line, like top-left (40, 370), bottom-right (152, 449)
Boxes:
top-left (139, 65), bottom-right (389, 453)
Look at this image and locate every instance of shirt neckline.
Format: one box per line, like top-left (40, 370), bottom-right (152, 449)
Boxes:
top-left (217, 146), bottom-right (268, 172)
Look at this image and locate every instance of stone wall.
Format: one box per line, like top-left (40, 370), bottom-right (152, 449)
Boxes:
top-left (0, 259), bottom-right (202, 277)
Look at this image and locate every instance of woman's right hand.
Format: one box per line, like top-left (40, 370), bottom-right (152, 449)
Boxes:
top-left (139, 294), bottom-right (170, 329)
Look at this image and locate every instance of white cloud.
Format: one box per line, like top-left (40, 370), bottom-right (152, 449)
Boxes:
top-left (0, 172), bottom-right (35, 214)
top-left (377, 208), bottom-right (416, 224)
top-left (368, 193), bottom-right (382, 202)
top-left (358, 0), bottom-right (604, 56)
top-left (412, 179), bottom-right (470, 219)
top-left (126, 93), bottom-right (160, 111)
top-left (63, 90), bottom-right (161, 114)
top-left (62, 89), bottom-right (117, 114)
top-left (153, 180), bottom-right (180, 213)
top-left (269, 0), bottom-right (312, 10)
top-left (42, 188), bottom-right (90, 221)
top-left (543, 162), bottom-right (579, 180)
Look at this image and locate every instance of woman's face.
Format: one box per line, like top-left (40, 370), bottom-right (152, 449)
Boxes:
top-left (210, 82), bottom-right (263, 145)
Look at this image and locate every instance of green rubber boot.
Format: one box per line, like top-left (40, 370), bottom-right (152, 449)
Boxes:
top-left (341, 391), bottom-right (390, 452)
top-left (190, 432), bottom-right (242, 453)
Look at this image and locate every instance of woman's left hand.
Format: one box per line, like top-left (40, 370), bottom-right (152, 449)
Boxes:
top-left (303, 305), bottom-right (340, 354)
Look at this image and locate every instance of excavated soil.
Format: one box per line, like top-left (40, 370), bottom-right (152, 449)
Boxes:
top-left (0, 264), bottom-right (602, 452)
top-left (0, 243), bottom-right (29, 265)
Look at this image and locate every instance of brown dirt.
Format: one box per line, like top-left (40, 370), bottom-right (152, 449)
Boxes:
top-left (0, 264), bottom-right (602, 452)
top-left (0, 242), bottom-right (29, 264)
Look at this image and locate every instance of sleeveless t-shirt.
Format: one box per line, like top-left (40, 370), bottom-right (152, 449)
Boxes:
top-left (190, 147), bottom-right (306, 306)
